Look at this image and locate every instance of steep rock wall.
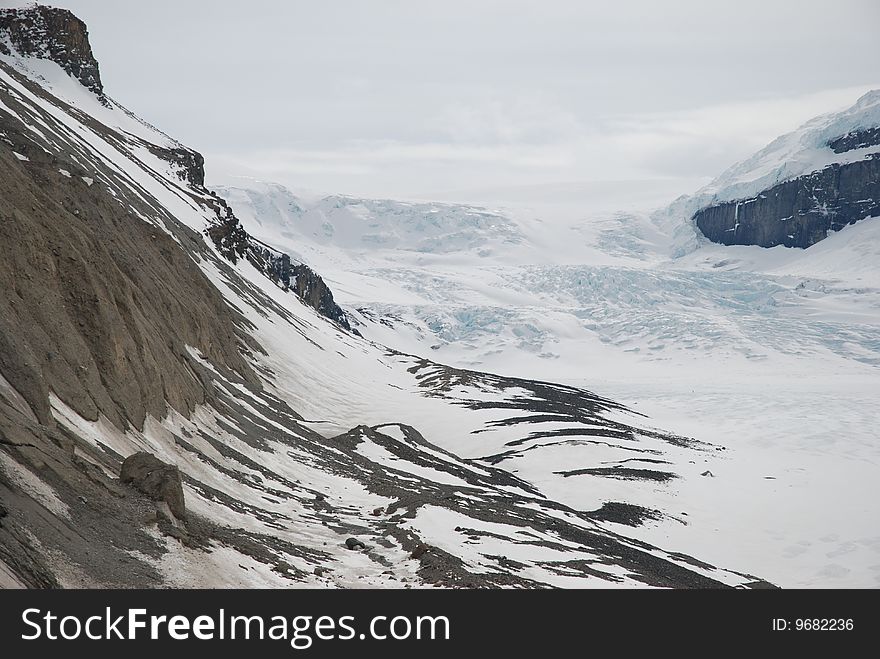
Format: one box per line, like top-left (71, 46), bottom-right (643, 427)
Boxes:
top-left (694, 155), bottom-right (880, 248)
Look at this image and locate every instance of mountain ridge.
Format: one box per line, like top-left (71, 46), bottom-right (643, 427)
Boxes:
top-left (0, 4), bottom-right (102, 96)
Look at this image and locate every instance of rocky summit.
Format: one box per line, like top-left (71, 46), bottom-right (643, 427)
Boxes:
top-left (0, 4), bottom-right (103, 96)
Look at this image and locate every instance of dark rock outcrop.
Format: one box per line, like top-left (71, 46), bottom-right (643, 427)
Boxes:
top-left (829, 127), bottom-right (880, 154)
top-left (166, 148), bottom-right (205, 188)
top-left (206, 213), bottom-right (250, 263)
top-left (0, 5), bottom-right (104, 97)
top-left (289, 263), bottom-right (351, 329)
top-left (694, 155), bottom-right (880, 249)
top-left (120, 452), bottom-right (186, 519)
top-left (142, 142), bottom-right (206, 188)
top-left (206, 202), bottom-right (353, 331)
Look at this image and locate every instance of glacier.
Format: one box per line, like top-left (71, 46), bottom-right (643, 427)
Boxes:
top-left (216, 176), bottom-right (880, 588)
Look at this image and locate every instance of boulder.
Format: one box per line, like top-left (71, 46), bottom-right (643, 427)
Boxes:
top-left (120, 452), bottom-right (186, 519)
top-left (345, 537), bottom-right (366, 550)
top-left (411, 543), bottom-right (429, 559)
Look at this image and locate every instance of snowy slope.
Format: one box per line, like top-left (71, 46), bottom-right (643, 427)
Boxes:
top-left (697, 89), bottom-right (880, 204)
top-left (0, 55), bottom-right (220, 238)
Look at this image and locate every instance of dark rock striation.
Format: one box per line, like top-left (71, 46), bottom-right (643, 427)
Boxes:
top-left (829, 127), bottom-right (880, 154)
top-left (0, 5), bottom-right (103, 97)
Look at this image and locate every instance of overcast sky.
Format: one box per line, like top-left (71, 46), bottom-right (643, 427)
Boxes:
top-left (9, 1), bottom-right (880, 201)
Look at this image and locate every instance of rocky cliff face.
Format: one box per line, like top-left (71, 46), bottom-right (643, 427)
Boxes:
top-left (0, 5), bottom-right (103, 97)
top-left (690, 91), bottom-right (880, 249)
top-left (694, 155), bottom-right (880, 249)
top-left (205, 197), bottom-right (353, 330)
top-left (147, 143), bottom-right (206, 188)
top-left (134, 123), bottom-right (353, 330)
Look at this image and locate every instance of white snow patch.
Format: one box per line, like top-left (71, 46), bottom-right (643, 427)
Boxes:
top-left (0, 450), bottom-right (70, 519)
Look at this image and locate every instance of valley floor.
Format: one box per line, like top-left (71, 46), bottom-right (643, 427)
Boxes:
top-left (222, 182), bottom-right (880, 587)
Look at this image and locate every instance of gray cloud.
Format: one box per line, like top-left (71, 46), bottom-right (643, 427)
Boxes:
top-left (10, 0), bottom-right (880, 201)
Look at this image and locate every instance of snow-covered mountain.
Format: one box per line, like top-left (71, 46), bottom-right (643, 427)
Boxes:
top-left (0, 5), bottom-right (779, 589)
top-left (678, 90), bottom-right (880, 249)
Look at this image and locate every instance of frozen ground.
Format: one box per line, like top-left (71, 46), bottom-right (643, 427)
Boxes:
top-left (218, 179), bottom-right (880, 588)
